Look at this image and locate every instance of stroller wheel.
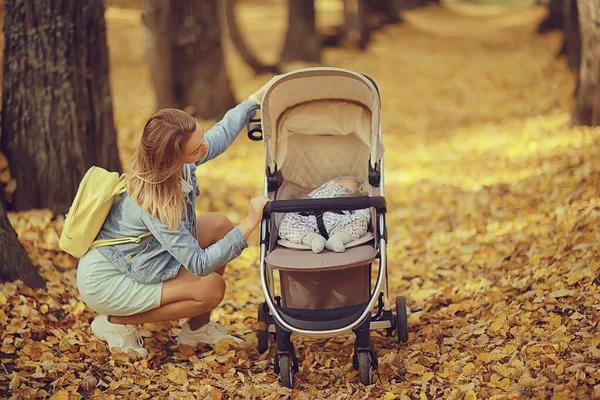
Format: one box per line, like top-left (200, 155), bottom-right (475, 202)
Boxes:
top-left (357, 351), bottom-right (373, 385)
top-left (396, 296), bottom-right (409, 343)
top-left (258, 331), bottom-right (270, 354)
top-left (278, 354), bottom-right (294, 388)
top-left (257, 302), bottom-right (271, 354)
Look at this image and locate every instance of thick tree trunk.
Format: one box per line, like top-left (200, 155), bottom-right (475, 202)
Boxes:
top-left (572, 0), bottom-right (600, 126)
top-left (143, 0), bottom-right (236, 119)
top-left (0, 202), bottom-right (45, 289)
top-left (0, 0), bottom-right (121, 216)
top-left (280, 0), bottom-right (320, 65)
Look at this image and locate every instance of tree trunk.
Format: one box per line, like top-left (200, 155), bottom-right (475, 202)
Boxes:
top-left (340, 0), bottom-right (370, 50)
top-left (0, 0), bottom-right (121, 216)
top-left (0, 202), bottom-right (45, 289)
top-left (143, 0), bottom-right (236, 119)
top-left (562, 0), bottom-right (581, 71)
top-left (280, 0), bottom-right (320, 65)
top-left (538, 0), bottom-right (563, 33)
top-left (366, 0), bottom-right (402, 25)
top-left (222, 0), bottom-right (281, 75)
top-left (572, 0), bottom-right (600, 126)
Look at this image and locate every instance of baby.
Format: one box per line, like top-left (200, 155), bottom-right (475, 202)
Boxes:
top-left (278, 177), bottom-right (371, 253)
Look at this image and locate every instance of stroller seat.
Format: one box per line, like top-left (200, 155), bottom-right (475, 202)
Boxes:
top-left (266, 242), bottom-right (376, 271)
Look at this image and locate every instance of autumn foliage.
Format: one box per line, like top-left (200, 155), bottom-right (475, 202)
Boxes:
top-left (2, 4), bottom-right (600, 400)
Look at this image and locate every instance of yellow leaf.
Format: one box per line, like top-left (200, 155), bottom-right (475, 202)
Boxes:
top-left (164, 364), bottom-right (188, 385)
top-left (464, 389), bottom-right (477, 400)
top-left (462, 362), bottom-right (476, 375)
top-left (50, 390), bottom-right (70, 400)
top-left (215, 349), bottom-right (236, 364)
top-left (9, 373), bottom-right (20, 390)
top-left (438, 366), bottom-right (450, 378)
top-left (407, 363), bottom-right (426, 375)
top-left (213, 339), bottom-right (234, 355)
top-left (478, 352), bottom-right (505, 362)
top-left (71, 301), bottom-right (86, 316)
top-left (493, 363), bottom-right (515, 378)
top-left (0, 293), bottom-right (6, 307)
top-left (422, 372), bottom-right (435, 381)
top-left (382, 392), bottom-right (397, 400)
top-left (489, 321), bottom-right (504, 332)
top-left (566, 270), bottom-right (584, 285)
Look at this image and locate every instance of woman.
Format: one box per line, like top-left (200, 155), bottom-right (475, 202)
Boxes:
top-left (76, 78), bottom-right (277, 357)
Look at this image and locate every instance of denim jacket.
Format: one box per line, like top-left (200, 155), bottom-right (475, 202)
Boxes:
top-left (94, 100), bottom-right (260, 284)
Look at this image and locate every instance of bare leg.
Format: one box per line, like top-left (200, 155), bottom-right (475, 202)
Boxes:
top-left (110, 213), bottom-right (234, 327)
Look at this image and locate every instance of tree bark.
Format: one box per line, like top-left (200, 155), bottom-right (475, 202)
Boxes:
top-left (143, 0), bottom-right (236, 119)
top-left (572, 0), bottom-right (600, 126)
top-left (0, 202), bottom-right (45, 289)
top-left (280, 0), bottom-right (321, 65)
top-left (0, 0), bottom-right (121, 216)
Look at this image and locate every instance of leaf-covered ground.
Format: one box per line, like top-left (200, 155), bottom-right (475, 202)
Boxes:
top-left (2, 3), bottom-right (600, 399)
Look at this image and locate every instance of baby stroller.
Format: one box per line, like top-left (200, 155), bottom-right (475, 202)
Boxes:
top-left (246, 67), bottom-right (408, 388)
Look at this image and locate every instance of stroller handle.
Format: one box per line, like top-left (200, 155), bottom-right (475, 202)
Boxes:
top-left (263, 195), bottom-right (386, 215)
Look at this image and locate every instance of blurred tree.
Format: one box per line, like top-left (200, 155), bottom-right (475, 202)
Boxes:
top-left (537, 0), bottom-right (563, 33)
top-left (225, 0), bottom-right (402, 72)
top-left (0, 202), bottom-right (45, 289)
top-left (538, 0), bottom-right (580, 72)
top-left (562, 0), bottom-right (580, 71)
top-left (572, 0), bottom-right (600, 126)
top-left (223, 0), bottom-right (281, 74)
top-left (143, 0), bottom-right (236, 119)
top-left (280, 0), bottom-right (321, 64)
top-left (0, 0), bottom-right (121, 215)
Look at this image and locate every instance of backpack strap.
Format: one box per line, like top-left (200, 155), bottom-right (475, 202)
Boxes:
top-left (91, 174), bottom-right (151, 249)
top-left (90, 232), bottom-right (153, 249)
top-left (114, 174), bottom-right (127, 196)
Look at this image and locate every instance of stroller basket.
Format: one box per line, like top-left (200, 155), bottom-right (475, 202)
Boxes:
top-left (277, 303), bottom-right (370, 331)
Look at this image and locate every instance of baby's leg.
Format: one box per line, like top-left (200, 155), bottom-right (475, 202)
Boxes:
top-left (279, 213), bottom-right (325, 253)
top-left (279, 213), bottom-right (317, 242)
top-left (325, 214), bottom-right (370, 252)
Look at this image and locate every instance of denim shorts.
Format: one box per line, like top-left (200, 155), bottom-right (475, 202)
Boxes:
top-left (77, 248), bottom-right (163, 316)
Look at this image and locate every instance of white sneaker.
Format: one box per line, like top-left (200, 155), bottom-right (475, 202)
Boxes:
top-left (177, 321), bottom-right (243, 347)
top-left (90, 315), bottom-right (148, 358)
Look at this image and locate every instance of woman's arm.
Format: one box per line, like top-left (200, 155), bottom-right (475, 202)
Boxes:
top-left (196, 100), bottom-right (259, 165)
top-left (140, 195), bottom-right (269, 276)
top-left (142, 212), bottom-right (248, 276)
top-left (196, 75), bottom-right (281, 165)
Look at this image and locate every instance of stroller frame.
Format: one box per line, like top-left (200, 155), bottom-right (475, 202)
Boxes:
top-left (249, 67), bottom-right (408, 388)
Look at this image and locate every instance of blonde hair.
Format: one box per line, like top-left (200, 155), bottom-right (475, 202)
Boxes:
top-left (127, 109), bottom-right (197, 230)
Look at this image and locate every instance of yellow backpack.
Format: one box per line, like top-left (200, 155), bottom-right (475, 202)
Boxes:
top-left (59, 166), bottom-right (151, 258)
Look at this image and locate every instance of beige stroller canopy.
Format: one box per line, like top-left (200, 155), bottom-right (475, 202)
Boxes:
top-left (261, 68), bottom-right (383, 189)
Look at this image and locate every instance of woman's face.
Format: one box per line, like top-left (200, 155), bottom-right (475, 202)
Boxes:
top-left (182, 122), bottom-right (209, 164)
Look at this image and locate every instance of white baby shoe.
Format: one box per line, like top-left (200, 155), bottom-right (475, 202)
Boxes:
top-left (325, 230), bottom-right (353, 253)
top-left (301, 232), bottom-right (326, 253)
top-left (91, 315), bottom-right (148, 358)
top-left (177, 321), bottom-right (243, 347)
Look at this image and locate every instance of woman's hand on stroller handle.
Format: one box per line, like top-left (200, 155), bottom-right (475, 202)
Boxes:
top-left (247, 75), bottom-right (283, 105)
top-left (238, 196), bottom-right (271, 239)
